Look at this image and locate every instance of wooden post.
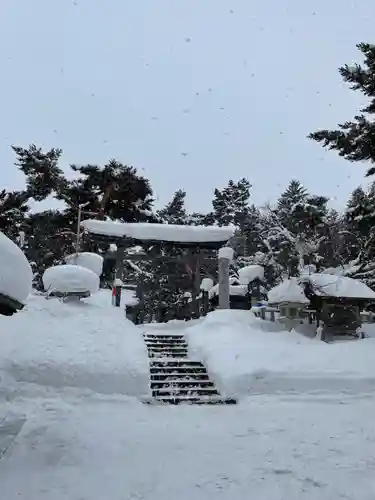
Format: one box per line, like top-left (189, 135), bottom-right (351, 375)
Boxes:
top-left (218, 247), bottom-right (233, 309)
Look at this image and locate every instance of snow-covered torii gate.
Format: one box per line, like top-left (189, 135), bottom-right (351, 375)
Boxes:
top-left (80, 219), bottom-right (235, 318)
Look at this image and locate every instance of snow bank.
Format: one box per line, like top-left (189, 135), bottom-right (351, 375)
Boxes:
top-left (82, 219), bottom-right (234, 243)
top-left (268, 277), bottom-right (309, 305)
top-left (300, 273), bottom-right (375, 299)
top-left (187, 309), bottom-right (375, 398)
top-left (43, 265), bottom-right (100, 295)
top-left (0, 231), bottom-right (32, 305)
top-left (65, 252), bottom-right (104, 276)
top-left (0, 291), bottom-right (149, 397)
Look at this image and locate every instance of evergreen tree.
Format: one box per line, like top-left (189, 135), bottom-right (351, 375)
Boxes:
top-left (212, 178), bottom-right (252, 227)
top-left (12, 144), bottom-right (65, 200)
top-left (157, 189), bottom-right (188, 224)
top-left (0, 189), bottom-right (29, 240)
top-left (60, 159), bottom-right (155, 223)
top-left (308, 43), bottom-right (375, 177)
top-left (276, 180), bottom-right (328, 238)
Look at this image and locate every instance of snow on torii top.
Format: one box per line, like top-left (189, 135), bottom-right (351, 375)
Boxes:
top-left (81, 219), bottom-right (235, 245)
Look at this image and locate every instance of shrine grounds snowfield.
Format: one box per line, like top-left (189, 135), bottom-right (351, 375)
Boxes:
top-left (187, 309), bottom-right (375, 398)
top-left (1, 389), bottom-right (375, 499)
top-left (2, 293), bottom-right (375, 498)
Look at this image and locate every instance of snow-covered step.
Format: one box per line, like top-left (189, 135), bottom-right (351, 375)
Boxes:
top-left (150, 359), bottom-right (204, 366)
top-left (144, 337), bottom-right (187, 343)
top-left (147, 395), bottom-right (237, 405)
top-left (143, 332), bottom-right (237, 405)
top-left (144, 335), bottom-right (185, 340)
top-left (153, 387), bottom-right (219, 396)
top-left (146, 344), bottom-right (188, 350)
top-left (150, 373), bottom-right (210, 381)
top-left (150, 379), bottom-right (215, 388)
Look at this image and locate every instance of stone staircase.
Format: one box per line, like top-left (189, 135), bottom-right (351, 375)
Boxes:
top-left (143, 333), bottom-right (236, 405)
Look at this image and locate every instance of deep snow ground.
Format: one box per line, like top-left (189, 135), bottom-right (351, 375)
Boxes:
top-left (1, 390), bottom-right (375, 500)
top-left (1, 299), bottom-right (375, 499)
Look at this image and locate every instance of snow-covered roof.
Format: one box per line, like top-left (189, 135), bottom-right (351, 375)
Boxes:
top-left (301, 273), bottom-right (375, 300)
top-left (268, 278), bottom-right (310, 305)
top-left (81, 219), bottom-right (234, 244)
top-left (0, 231), bottom-right (32, 305)
top-left (238, 265), bottom-right (264, 285)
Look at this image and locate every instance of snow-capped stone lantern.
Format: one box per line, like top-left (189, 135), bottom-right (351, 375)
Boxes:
top-left (200, 277), bottom-right (214, 315)
top-left (218, 247), bottom-right (234, 309)
top-left (238, 265), bottom-right (265, 309)
top-left (0, 231), bottom-right (32, 315)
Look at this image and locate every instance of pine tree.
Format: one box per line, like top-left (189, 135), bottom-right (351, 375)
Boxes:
top-left (0, 189), bottom-right (29, 240)
top-left (212, 178), bottom-right (252, 227)
top-left (12, 144), bottom-right (65, 201)
top-left (157, 189), bottom-right (188, 224)
top-left (277, 180), bottom-right (328, 237)
top-left (308, 43), bottom-right (375, 177)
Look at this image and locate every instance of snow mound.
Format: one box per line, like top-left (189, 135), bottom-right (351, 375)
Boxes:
top-left (0, 231), bottom-right (32, 305)
top-left (268, 277), bottom-right (309, 305)
top-left (65, 252), bottom-right (104, 276)
top-left (43, 265), bottom-right (100, 295)
top-left (187, 309), bottom-right (375, 398)
top-left (0, 291), bottom-right (149, 397)
top-left (300, 273), bottom-right (375, 299)
top-left (82, 219), bottom-right (234, 243)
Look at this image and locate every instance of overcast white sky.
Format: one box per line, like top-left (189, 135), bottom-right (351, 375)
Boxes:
top-left (0, 0), bottom-right (374, 213)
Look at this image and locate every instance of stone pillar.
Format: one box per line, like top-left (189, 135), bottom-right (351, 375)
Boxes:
top-left (113, 246), bottom-right (125, 307)
top-left (218, 247), bottom-right (234, 310)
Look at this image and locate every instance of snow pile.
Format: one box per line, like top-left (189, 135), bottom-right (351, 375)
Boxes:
top-left (0, 290), bottom-right (149, 397)
top-left (187, 309), bottom-right (375, 398)
top-left (65, 252), bottom-right (104, 276)
top-left (268, 277), bottom-right (309, 305)
top-left (238, 265), bottom-right (264, 285)
top-left (82, 219), bottom-right (234, 243)
top-left (0, 231), bottom-right (32, 305)
top-left (43, 265), bottom-right (100, 295)
top-left (300, 273), bottom-right (375, 299)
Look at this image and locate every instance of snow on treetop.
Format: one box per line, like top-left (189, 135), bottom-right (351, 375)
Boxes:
top-left (300, 273), bottom-right (375, 300)
top-left (81, 219), bottom-right (234, 243)
top-left (268, 278), bottom-right (310, 305)
top-left (0, 231), bottom-right (32, 305)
